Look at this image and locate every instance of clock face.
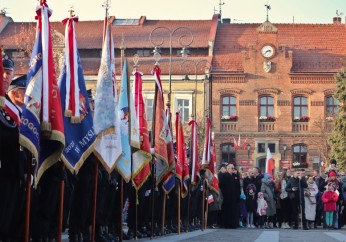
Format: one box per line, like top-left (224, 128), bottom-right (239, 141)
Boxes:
top-left (261, 45), bottom-right (275, 58)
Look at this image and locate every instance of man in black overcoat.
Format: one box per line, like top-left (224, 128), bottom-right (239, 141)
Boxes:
top-left (219, 164), bottom-right (240, 228)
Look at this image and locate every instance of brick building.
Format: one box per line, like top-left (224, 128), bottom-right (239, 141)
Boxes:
top-left (1, 11), bottom-right (345, 173)
top-left (211, 17), bottom-right (346, 173)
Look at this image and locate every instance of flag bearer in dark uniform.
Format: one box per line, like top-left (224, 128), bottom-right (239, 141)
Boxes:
top-left (0, 54), bottom-right (26, 241)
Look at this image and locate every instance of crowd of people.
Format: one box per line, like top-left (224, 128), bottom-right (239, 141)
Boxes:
top-left (211, 160), bottom-right (346, 231)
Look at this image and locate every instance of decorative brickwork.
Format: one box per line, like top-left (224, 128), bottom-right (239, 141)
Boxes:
top-left (311, 101), bottom-right (324, 106)
top-left (277, 100), bottom-right (291, 106)
top-left (239, 100), bottom-right (257, 106)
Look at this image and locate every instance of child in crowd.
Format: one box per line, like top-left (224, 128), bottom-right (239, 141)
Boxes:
top-left (239, 193), bottom-right (247, 227)
top-left (322, 183), bottom-right (339, 228)
top-left (245, 184), bottom-right (257, 228)
top-left (257, 192), bottom-right (267, 229)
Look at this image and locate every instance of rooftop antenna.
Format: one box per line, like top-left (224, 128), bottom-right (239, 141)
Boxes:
top-left (265, 3), bottom-right (271, 21)
top-left (218, 0), bottom-right (225, 22)
top-left (336, 10), bottom-right (343, 17)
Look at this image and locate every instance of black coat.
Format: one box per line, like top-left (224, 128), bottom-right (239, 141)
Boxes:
top-left (285, 176), bottom-right (308, 204)
top-left (219, 172), bottom-right (240, 228)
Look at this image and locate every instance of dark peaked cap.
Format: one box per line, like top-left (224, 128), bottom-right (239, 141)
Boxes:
top-left (8, 75), bottom-right (27, 92)
top-left (2, 52), bottom-right (14, 70)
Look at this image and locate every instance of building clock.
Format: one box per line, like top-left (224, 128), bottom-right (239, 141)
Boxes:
top-left (261, 45), bottom-right (275, 58)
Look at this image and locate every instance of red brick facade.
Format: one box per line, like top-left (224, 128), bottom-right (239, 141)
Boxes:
top-left (211, 20), bottom-right (346, 173)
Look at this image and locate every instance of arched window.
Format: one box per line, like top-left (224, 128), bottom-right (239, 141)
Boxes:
top-left (259, 96), bottom-right (274, 117)
top-left (292, 144), bottom-right (308, 168)
top-left (326, 96), bottom-right (339, 117)
top-left (221, 96), bottom-right (237, 118)
top-left (221, 143), bottom-right (236, 163)
top-left (293, 96), bottom-right (308, 120)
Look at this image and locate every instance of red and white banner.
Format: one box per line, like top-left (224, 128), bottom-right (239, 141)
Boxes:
top-left (175, 110), bottom-right (189, 198)
top-left (266, 147), bottom-right (275, 177)
top-left (188, 119), bottom-right (200, 184)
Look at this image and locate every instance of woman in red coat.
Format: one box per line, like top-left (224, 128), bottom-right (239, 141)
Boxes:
top-left (322, 183), bottom-right (339, 228)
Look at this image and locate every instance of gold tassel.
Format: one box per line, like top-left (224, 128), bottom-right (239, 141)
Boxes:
top-left (71, 116), bottom-right (81, 124)
top-left (64, 109), bottom-right (72, 117)
top-left (0, 96), bottom-right (5, 109)
top-left (41, 121), bottom-right (52, 137)
top-left (136, 190), bottom-right (139, 205)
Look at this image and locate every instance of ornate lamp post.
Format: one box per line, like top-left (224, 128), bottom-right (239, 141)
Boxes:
top-left (181, 59), bottom-right (211, 119)
top-left (283, 144), bottom-right (287, 160)
top-left (247, 143), bottom-right (251, 158)
top-left (149, 26), bottom-right (194, 109)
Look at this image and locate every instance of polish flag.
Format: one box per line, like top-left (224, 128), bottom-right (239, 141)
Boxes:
top-left (233, 136), bottom-right (238, 149)
top-left (265, 147), bottom-right (275, 177)
top-left (242, 138), bottom-right (247, 150)
top-left (208, 194), bottom-right (214, 204)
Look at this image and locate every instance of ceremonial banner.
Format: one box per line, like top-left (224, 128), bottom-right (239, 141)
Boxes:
top-left (162, 107), bottom-right (175, 194)
top-left (0, 46), bottom-right (4, 108)
top-left (175, 111), bottom-right (189, 198)
top-left (152, 66), bottom-right (173, 185)
top-left (188, 119), bottom-right (200, 184)
top-left (93, 20), bottom-right (122, 172)
top-left (201, 118), bottom-right (214, 182)
top-left (265, 147), bottom-right (275, 177)
top-left (117, 59), bottom-right (131, 182)
top-left (19, 2), bottom-right (65, 185)
top-left (58, 17), bottom-right (96, 173)
top-left (131, 68), bottom-right (151, 190)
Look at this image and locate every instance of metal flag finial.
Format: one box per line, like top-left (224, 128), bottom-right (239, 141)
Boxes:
top-left (133, 54), bottom-right (139, 68)
top-left (265, 3), bottom-right (271, 21)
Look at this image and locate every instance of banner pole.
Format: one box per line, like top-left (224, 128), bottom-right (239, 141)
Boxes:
top-left (201, 178), bottom-right (205, 231)
top-left (57, 161), bottom-right (65, 242)
top-left (177, 183), bottom-right (181, 234)
top-left (91, 161), bottom-right (99, 242)
top-left (119, 178), bottom-right (124, 242)
top-left (24, 154), bottom-right (32, 242)
top-left (161, 193), bottom-right (166, 236)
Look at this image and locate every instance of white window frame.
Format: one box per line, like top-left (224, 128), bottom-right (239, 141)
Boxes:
top-left (173, 92), bottom-right (193, 124)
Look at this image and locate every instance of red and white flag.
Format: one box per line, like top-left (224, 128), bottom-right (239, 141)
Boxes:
top-left (233, 136), bottom-right (238, 149)
top-left (266, 147), bottom-right (275, 177)
top-left (188, 119), bottom-right (200, 184)
top-left (175, 110), bottom-right (189, 198)
top-left (202, 118), bottom-right (214, 182)
top-left (131, 69), bottom-right (151, 190)
top-left (242, 138), bottom-right (247, 150)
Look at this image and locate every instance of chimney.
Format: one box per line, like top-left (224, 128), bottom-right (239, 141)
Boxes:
top-left (222, 18), bottom-right (231, 24)
top-left (333, 17), bottom-right (341, 24)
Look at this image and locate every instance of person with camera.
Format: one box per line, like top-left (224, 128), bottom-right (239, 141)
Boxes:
top-left (285, 170), bottom-right (308, 230)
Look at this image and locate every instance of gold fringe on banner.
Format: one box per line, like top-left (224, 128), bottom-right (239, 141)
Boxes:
top-left (70, 116), bottom-right (81, 124)
top-left (0, 96), bottom-right (5, 109)
top-left (41, 121), bottom-right (52, 137)
top-left (64, 109), bottom-right (72, 117)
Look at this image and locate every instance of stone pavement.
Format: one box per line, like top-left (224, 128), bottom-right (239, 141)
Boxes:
top-left (62, 228), bottom-right (346, 242)
top-left (127, 228), bottom-right (346, 242)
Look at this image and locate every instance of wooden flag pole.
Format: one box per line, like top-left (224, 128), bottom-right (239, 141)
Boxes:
top-left (135, 190), bottom-right (138, 240)
top-left (91, 161), bottom-right (99, 242)
top-left (119, 178), bottom-right (124, 242)
top-left (161, 193), bottom-right (166, 236)
top-left (57, 161), bottom-right (65, 242)
top-left (24, 154), bottom-right (32, 242)
top-left (186, 184), bottom-right (191, 232)
top-left (177, 183), bottom-right (181, 234)
top-left (150, 160), bottom-right (156, 239)
top-left (204, 180), bottom-right (209, 230)
top-left (201, 178), bottom-right (205, 231)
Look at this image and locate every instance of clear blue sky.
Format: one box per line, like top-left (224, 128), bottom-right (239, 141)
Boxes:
top-left (1, 0), bottom-right (345, 23)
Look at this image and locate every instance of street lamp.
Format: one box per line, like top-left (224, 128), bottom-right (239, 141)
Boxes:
top-left (247, 144), bottom-right (251, 158)
top-left (181, 59), bottom-right (211, 119)
top-left (149, 26), bottom-right (194, 109)
top-left (283, 144), bottom-right (287, 160)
